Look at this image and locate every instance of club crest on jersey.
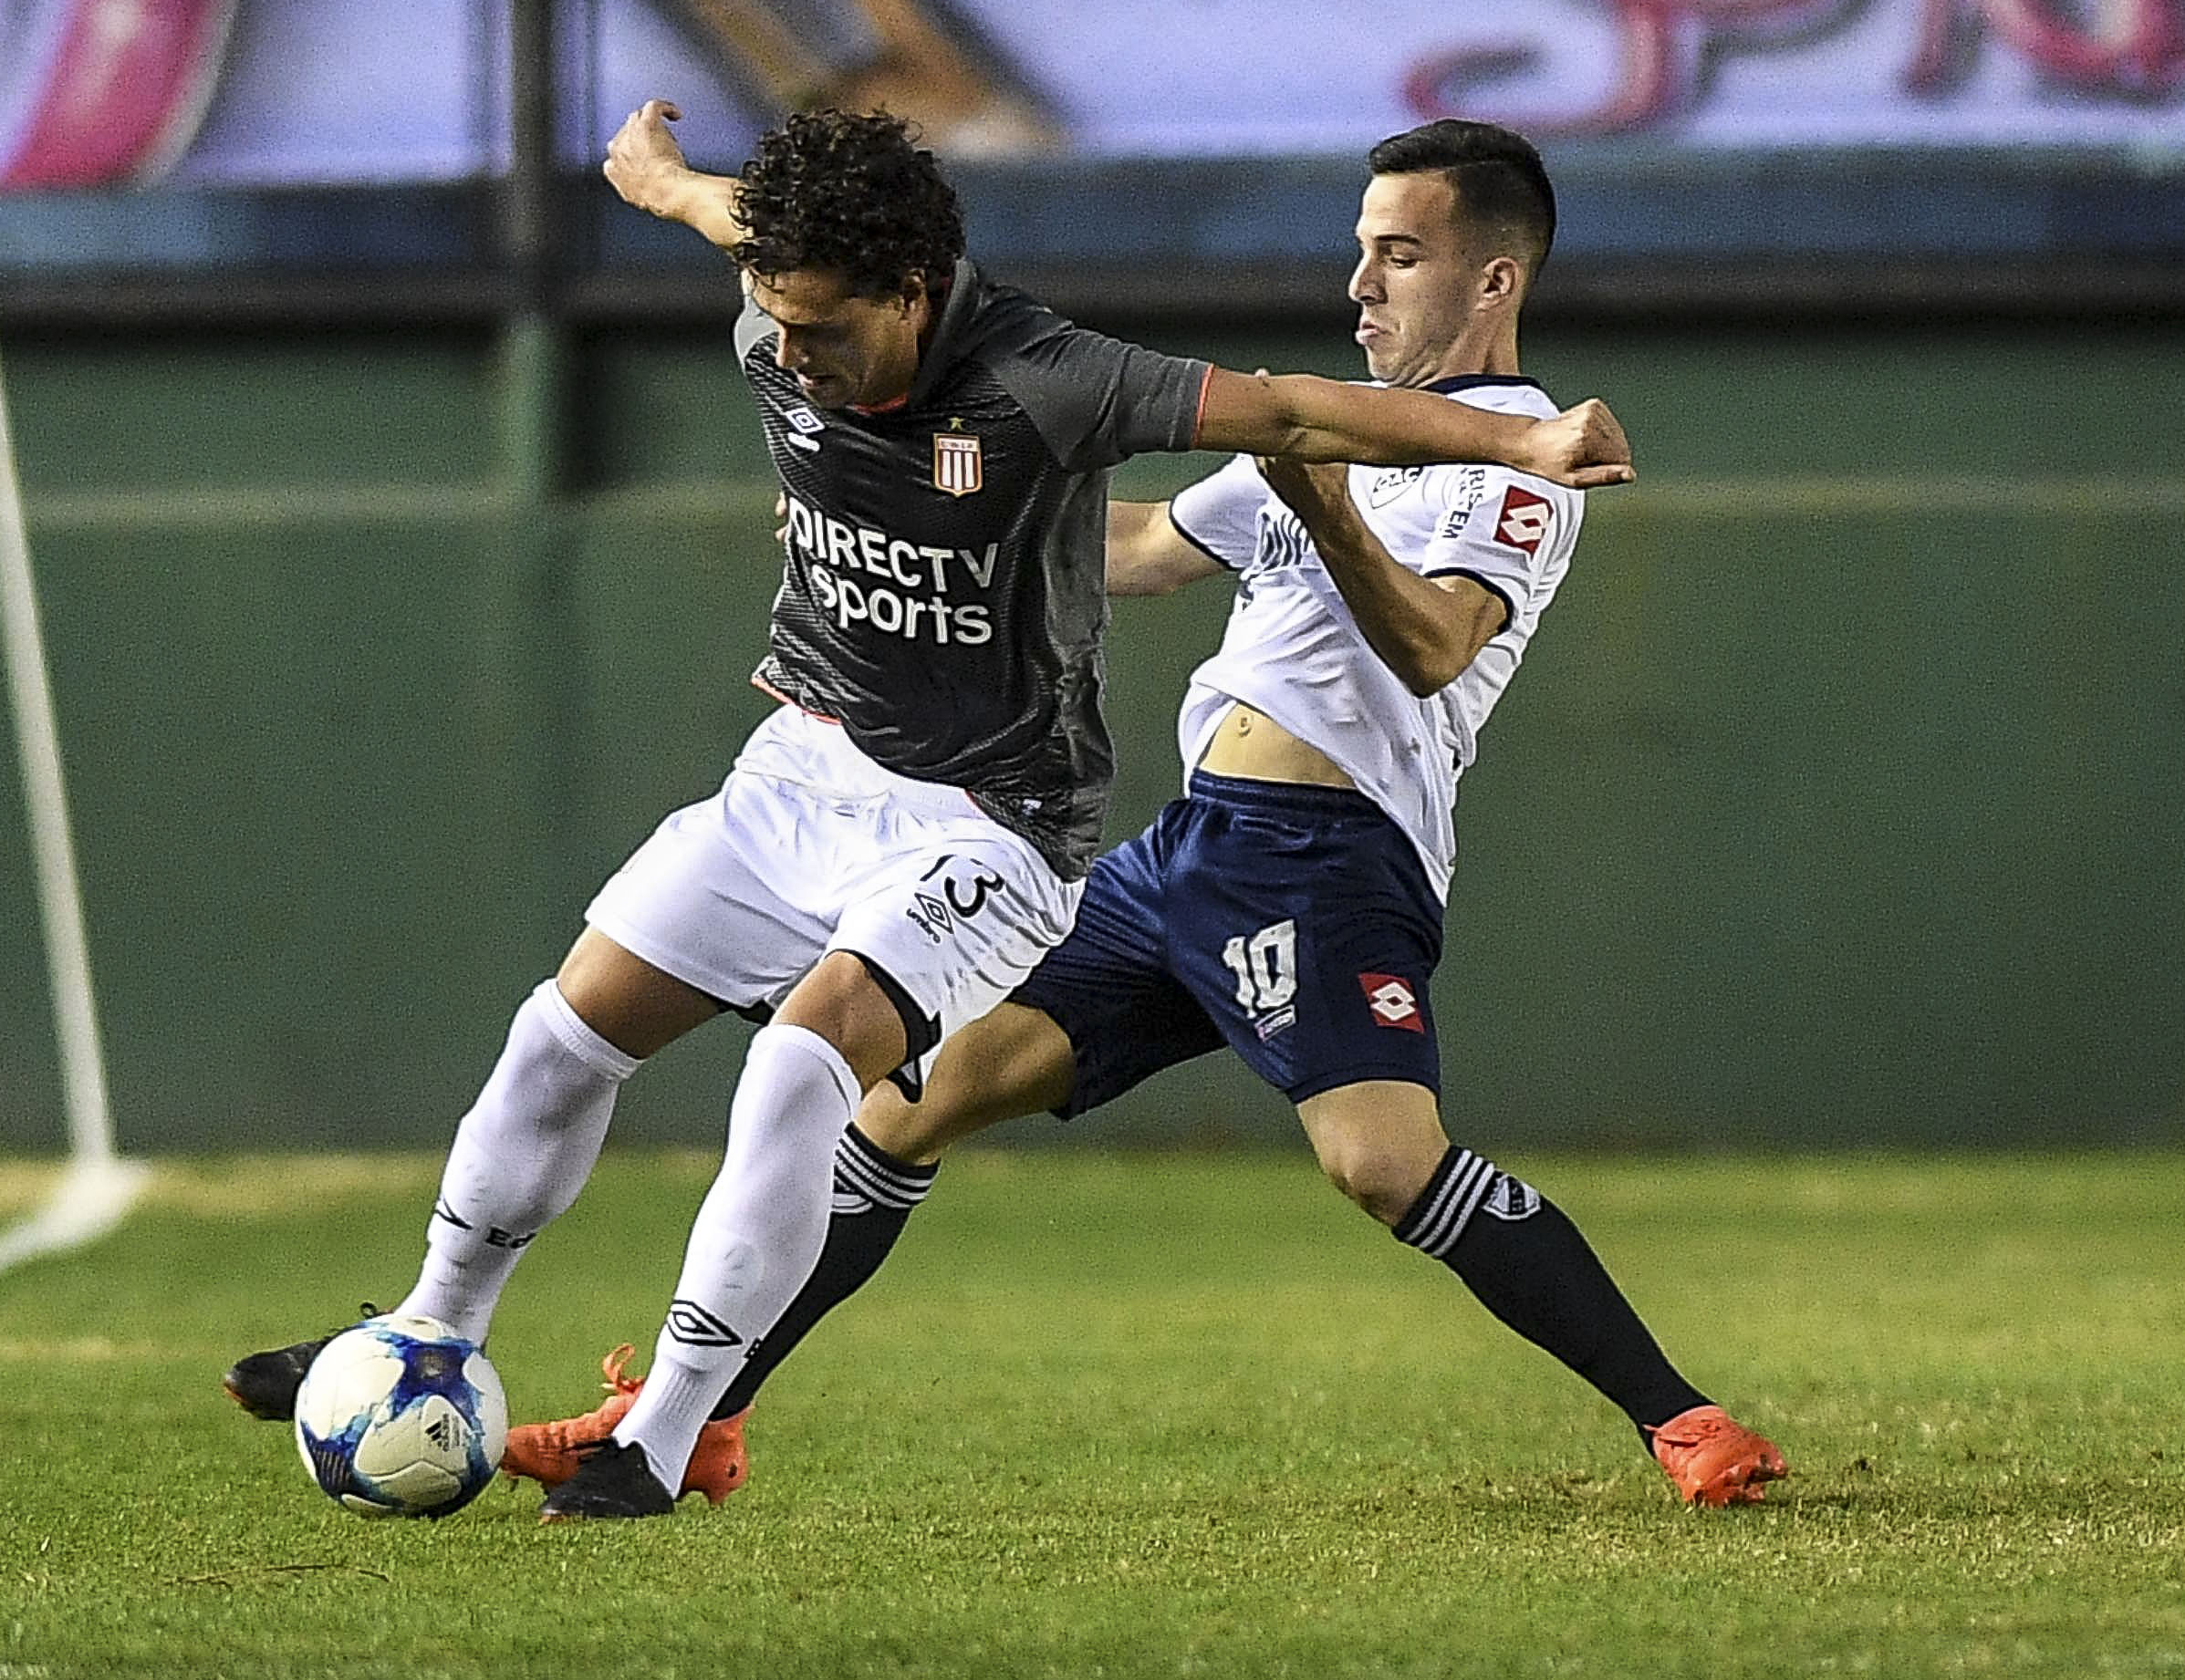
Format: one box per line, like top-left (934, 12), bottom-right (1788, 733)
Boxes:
top-left (932, 432), bottom-right (983, 497)
top-left (1359, 972), bottom-right (1425, 1032)
top-left (1367, 466), bottom-right (1424, 508)
top-left (1492, 485), bottom-right (1554, 555)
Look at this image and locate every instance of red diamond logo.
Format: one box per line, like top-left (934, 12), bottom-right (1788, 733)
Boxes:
top-left (1359, 972), bottom-right (1423, 1032)
top-left (1493, 485), bottom-right (1553, 555)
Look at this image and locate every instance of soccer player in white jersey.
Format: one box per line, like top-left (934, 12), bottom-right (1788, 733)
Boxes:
top-left (500, 119), bottom-right (1786, 1509)
top-left (221, 107), bottom-right (1640, 1519)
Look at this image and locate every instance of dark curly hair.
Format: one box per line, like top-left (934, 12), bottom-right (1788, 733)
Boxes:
top-left (734, 110), bottom-right (965, 297)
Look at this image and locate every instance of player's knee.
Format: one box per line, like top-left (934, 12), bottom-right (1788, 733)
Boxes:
top-left (854, 1079), bottom-right (952, 1167)
top-left (1298, 1084), bottom-right (1449, 1227)
top-left (555, 928), bottom-right (723, 1060)
top-left (1312, 1136), bottom-right (1429, 1226)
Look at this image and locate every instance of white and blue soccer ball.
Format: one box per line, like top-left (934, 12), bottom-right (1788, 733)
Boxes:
top-left (294, 1313), bottom-right (507, 1519)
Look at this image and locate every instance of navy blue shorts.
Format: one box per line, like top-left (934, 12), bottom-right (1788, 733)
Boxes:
top-left (1012, 772), bottom-right (1445, 1115)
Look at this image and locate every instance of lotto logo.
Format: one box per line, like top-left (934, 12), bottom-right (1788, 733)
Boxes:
top-left (1493, 485), bottom-right (1553, 555)
top-left (1359, 972), bottom-right (1425, 1032)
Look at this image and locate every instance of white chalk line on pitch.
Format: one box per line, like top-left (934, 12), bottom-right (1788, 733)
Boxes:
top-left (0, 1154), bottom-right (441, 1218)
top-left (0, 1143), bottom-right (1108, 1222)
top-left (12, 475), bottom-right (2185, 534)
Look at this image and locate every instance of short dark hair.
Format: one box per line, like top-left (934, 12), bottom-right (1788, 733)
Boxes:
top-left (1367, 119), bottom-right (1556, 272)
top-left (734, 109), bottom-right (966, 297)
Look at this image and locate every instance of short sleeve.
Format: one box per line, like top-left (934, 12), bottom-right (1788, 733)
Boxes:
top-left (734, 290), bottom-right (775, 368)
top-left (1167, 454), bottom-right (1264, 571)
top-left (994, 321), bottom-right (1212, 472)
top-left (1419, 471), bottom-right (1571, 630)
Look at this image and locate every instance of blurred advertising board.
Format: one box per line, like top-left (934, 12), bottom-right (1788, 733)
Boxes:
top-left (2, 0), bottom-right (2179, 192)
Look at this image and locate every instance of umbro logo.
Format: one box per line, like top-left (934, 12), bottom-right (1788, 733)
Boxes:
top-left (664, 1298), bottom-right (744, 1349)
top-left (1493, 485), bottom-right (1553, 555)
top-left (1359, 972), bottom-right (1425, 1032)
top-left (783, 406), bottom-right (824, 451)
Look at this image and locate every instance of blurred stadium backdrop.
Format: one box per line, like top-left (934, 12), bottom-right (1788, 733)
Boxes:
top-left (2, 0), bottom-right (2181, 1158)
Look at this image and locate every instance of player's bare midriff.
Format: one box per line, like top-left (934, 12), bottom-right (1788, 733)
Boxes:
top-left (1194, 702), bottom-right (1354, 789)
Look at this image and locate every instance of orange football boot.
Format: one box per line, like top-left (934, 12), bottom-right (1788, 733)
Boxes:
top-left (501, 1343), bottom-right (749, 1507)
top-left (1649, 1404), bottom-right (1788, 1508)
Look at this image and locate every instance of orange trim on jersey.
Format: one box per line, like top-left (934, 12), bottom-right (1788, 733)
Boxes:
top-left (851, 390), bottom-right (911, 416)
top-left (1189, 364), bottom-right (1214, 448)
top-left (749, 676), bottom-right (842, 724)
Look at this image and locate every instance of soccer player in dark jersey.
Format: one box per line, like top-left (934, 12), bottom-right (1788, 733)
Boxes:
top-left (499, 119), bottom-right (1784, 1510)
top-left (223, 104), bottom-right (1638, 1521)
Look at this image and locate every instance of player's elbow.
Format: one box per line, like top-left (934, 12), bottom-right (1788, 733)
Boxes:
top-left (1109, 556), bottom-right (1180, 594)
top-left (1398, 642), bottom-right (1469, 697)
top-left (1397, 604), bottom-right (1500, 694)
top-left (1107, 560), bottom-right (1183, 598)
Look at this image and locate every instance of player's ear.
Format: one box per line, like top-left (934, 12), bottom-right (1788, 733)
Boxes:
top-left (895, 271), bottom-right (930, 317)
top-left (1479, 254), bottom-right (1524, 311)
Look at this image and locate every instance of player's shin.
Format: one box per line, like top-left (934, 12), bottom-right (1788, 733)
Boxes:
top-left (708, 1121), bottom-right (937, 1419)
top-left (612, 1022), bottom-right (859, 1489)
top-left (395, 980), bottom-right (638, 1343)
top-left (1393, 1146), bottom-right (1709, 1438)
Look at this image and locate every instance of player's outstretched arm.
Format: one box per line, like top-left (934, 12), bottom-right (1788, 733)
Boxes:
top-left (1106, 501), bottom-right (1225, 596)
top-left (603, 99), bottom-right (748, 251)
top-left (1197, 368), bottom-right (1634, 491)
top-left (1257, 459), bottom-right (1503, 696)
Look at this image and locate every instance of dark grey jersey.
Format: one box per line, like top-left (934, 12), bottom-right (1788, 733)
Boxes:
top-left (737, 260), bottom-right (1209, 878)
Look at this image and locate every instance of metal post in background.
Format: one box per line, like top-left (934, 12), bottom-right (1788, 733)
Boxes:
top-left (500, 0), bottom-right (590, 917)
top-left (504, 0), bottom-right (567, 505)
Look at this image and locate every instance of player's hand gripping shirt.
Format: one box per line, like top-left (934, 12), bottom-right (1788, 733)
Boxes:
top-left (1170, 377), bottom-right (1582, 903)
top-left (736, 259), bottom-right (1210, 880)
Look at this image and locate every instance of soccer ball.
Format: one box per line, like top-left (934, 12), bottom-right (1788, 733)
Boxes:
top-left (293, 1313), bottom-right (508, 1518)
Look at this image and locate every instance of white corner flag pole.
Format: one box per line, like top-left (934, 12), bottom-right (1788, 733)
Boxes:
top-left (0, 346), bottom-right (148, 1273)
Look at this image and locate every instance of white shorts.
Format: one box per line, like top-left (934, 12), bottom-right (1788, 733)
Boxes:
top-left (585, 705), bottom-right (1083, 1087)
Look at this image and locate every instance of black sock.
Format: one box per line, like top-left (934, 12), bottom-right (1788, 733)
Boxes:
top-left (710, 1123), bottom-right (935, 1418)
top-left (1393, 1146), bottom-right (1709, 1441)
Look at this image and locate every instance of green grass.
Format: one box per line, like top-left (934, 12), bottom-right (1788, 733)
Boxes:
top-left (1, 1148), bottom-right (2181, 1679)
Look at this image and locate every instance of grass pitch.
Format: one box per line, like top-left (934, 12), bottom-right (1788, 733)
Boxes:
top-left (1, 1147), bottom-right (2180, 1679)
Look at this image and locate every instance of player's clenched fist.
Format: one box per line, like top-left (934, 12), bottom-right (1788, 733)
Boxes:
top-left (604, 99), bottom-right (691, 217)
top-left (1525, 398), bottom-right (1634, 490)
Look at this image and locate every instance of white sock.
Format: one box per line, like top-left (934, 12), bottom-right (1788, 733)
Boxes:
top-left (614, 1022), bottom-right (858, 1488)
top-left (395, 980), bottom-right (639, 1343)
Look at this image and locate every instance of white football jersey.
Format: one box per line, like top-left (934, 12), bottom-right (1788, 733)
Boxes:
top-left (1169, 377), bottom-right (1583, 902)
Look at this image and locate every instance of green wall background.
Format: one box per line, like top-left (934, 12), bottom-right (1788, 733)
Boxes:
top-left (2, 320), bottom-right (2180, 1155)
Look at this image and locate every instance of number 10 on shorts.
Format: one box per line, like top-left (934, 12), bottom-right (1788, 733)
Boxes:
top-left (1223, 918), bottom-right (1298, 1016)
